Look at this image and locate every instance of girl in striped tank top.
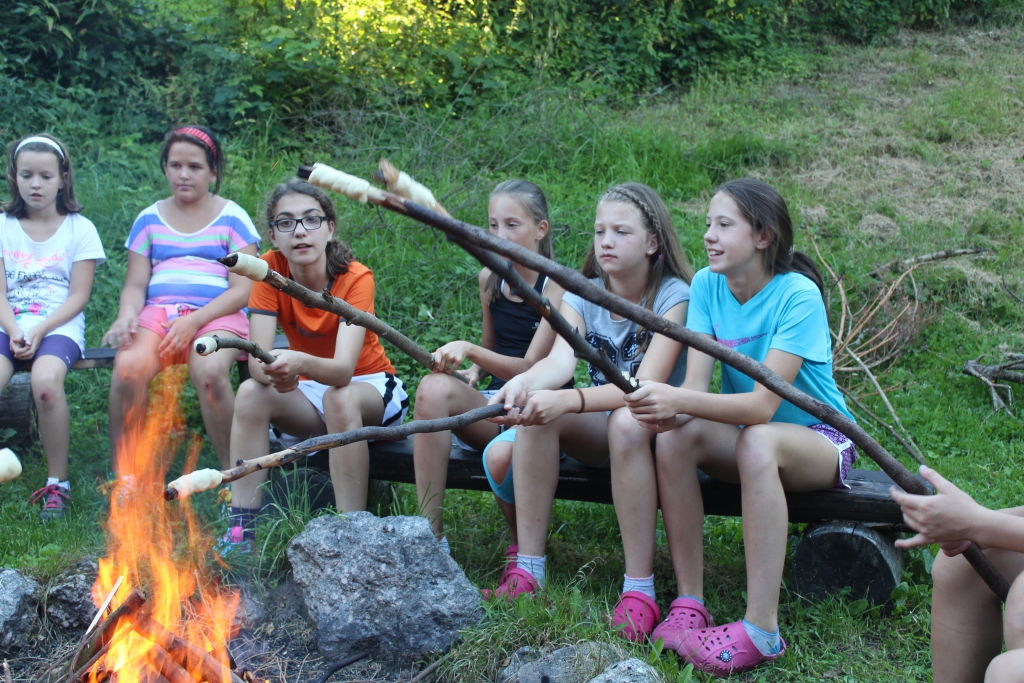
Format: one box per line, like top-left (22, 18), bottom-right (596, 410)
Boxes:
top-left (413, 180), bottom-right (565, 572)
top-left (102, 126), bottom-right (260, 477)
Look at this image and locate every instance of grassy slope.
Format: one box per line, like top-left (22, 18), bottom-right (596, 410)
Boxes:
top-left (2, 24), bottom-right (1022, 682)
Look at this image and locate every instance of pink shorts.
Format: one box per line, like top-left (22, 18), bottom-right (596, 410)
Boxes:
top-left (137, 304), bottom-right (249, 345)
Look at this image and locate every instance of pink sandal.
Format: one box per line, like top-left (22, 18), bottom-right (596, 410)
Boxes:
top-left (677, 620), bottom-right (786, 677)
top-left (611, 591), bottom-right (660, 642)
top-left (497, 544), bottom-right (519, 585)
top-left (482, 567), bottom-right (539, 600)
top-left (650, 597), bottom-right (713, 651)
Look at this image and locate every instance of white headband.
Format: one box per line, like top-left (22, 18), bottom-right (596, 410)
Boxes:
top-left (15, 137), bottom-right (65, 161)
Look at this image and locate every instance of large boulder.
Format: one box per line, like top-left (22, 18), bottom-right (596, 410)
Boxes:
top-left (586, 658), bottom-right (662, 683)
top-left (0, 568), bottom-right (40, 654)
top-left (496, 641), bottom-right (625, 683)
top-left (287, 513), bottom-right (482, 667)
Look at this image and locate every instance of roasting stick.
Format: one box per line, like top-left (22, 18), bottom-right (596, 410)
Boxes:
top-left (164, 404), bottom-right (507, 500)
top-left (367, 159), bottom-right (637, 395)
top-left (299, 162), bottom-right (1012, 602)
top-left (216, 251), bottom-right (469, 385)
top-left (194, 336), bottom-right (276, 365)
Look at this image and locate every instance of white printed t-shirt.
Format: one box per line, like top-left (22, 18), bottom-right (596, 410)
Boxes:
top-left (1, 213), bottom-right (106, 352)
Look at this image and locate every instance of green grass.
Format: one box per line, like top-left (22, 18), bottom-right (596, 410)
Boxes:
top-left (3, 23), bottom-right (1024, 682)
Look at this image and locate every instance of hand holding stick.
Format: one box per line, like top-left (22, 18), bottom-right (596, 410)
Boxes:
top-left (300, 162), bottom-right (1011, 602)
top-left (195, 336), bottom-right (276, 365)
top-left (164, 404), bottom-right (507, 500)
top-left (218, 252), bottom-right (469, 385)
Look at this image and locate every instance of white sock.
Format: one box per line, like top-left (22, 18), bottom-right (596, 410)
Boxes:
top-left (742, 620), bottom-right (781, 655)
top-left (516, 554), bottom-right (546, 588)
top-left (679, 594), bottom-right (704, 604)
top-left (438, 536), bottom-right (450, 555)
top-left (622, 574), bottom-right (656, 600)
top-left (46, 478), bottom-right (70, 491)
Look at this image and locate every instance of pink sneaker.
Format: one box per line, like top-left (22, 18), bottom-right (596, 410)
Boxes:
top-left (30, 484), bottom-right (70, 522)
top-left (497, 544), bottom-right (519, 585)
top-left (482, 567), bottom-right (539, 600)
top-left (611, 591), bottom-right (660, 642)
top-left (651, 597), bottom-right (713, 651)
top-left (677, 620), bottom-right (786, 677)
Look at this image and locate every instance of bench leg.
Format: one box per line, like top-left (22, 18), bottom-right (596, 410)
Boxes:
top-left (790, 522), bottom-right (904, 607)
top-left (0, 374), bottom-right (37, 445)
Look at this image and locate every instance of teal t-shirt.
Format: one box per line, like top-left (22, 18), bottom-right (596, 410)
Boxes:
top-left (685, 267), bottom-right (854, 427)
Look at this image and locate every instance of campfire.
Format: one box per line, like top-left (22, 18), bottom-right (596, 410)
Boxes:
top-left (65, 371), bottom-right (247, 683)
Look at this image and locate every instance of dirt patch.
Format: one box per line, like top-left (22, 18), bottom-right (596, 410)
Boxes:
top-left (856, 213), bottom-right (899, 238)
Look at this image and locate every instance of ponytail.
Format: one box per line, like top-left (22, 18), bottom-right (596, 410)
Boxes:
top-left (325, 239), bottom-right (355, 279)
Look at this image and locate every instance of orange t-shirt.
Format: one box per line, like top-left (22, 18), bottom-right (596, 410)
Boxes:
top-left (248, 250), bottom-right (395, 377)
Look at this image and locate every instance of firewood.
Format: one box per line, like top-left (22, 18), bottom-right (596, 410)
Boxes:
top-left (132, 617), bottom-right (236, 683)
top-left (195, 337), bottom-right (276, 365)
top-left (144, 642), bottom-right (196, 683)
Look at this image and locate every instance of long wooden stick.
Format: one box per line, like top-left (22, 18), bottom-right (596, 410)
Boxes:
top-left (195, 336), bottom-right (276, 365)
top-left (217, 253), bottom-right (469, 385)
top-left (164, 404), bottom-right (507, 500)
top-left (311, 169), bottom-right (1009, 601)
top-left (873, 247), bottom-right (989, 277)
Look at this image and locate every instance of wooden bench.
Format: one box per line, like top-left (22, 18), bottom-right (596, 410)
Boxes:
top-left (0, 342), bottom-right (912, 605)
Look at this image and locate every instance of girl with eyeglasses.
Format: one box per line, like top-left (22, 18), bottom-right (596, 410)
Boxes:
top-left (102, 125), bottom-right (260, 481)
top-left (222, 179), bottom-right (407, 549)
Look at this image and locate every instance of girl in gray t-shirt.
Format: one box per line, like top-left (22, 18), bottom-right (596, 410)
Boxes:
top-left (482, 183), bottom-right (693, 637)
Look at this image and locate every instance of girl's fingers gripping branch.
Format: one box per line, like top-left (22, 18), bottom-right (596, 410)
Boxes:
top-left (623, 381), bottom-right (680, 423)
top-left (891, 465), bottom-right (984, 549)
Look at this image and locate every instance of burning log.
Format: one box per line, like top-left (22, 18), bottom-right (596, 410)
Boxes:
top-left (144, 644), bottom-right (193, 683)
top-left (194, 337), bottom-right (276, 365)
top-left (217, 252), bottom-right (469, 385)
top-left (71, 588), bottom-right (147, 673)
top-left (132, 617), bottom-right (240, 683)
top-left (302, 163), bottom-right (1012, 603)
top-left (164, 403), bottom-right (507, 500)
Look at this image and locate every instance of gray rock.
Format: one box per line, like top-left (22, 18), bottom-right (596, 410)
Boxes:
top-left (0, 568), bottom-right (40, 654)
top-left (497, 641), bottom-right (625, 683)
top-left (586, 658), bottom-right (662, 683)
top-left (287, 513), bottom-right (482, 667)
top-left (46, 573), bottom-right (96, 633)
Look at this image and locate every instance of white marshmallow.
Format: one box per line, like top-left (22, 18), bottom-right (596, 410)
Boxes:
top-left (225, 252), bottom-right (269, 280)
top-left (166, 468), bottom-right (223, 499)
top-left (0, 448), bottom-right (22, 483)
top-left (308, 163), bottom-right (386, 204)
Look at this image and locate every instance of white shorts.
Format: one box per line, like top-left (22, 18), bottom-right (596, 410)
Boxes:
top-left (295, 372), bottom-right (409, 430)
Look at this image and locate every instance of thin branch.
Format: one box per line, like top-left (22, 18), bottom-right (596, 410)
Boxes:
top-left (218, 254), bottom-right (468, 385)
top-left (807, 228), bottom-right (847, 347)
top-left (873, 247), bottom-right (990, 277)
top-left (839, 386), bottom-right (926, 466)
top-left (963, 355), bottom-right (1020, 417)
top-left (195, 336), bottom-right (276, 365)
top-left (1003, 263), bottom-right (1024, 307)
top-left (165, 404), bottom-right (507, 499)
top-left (409, 660), bottom-right (443, 683)
top-left (842, 347), bottom-right (925, 463)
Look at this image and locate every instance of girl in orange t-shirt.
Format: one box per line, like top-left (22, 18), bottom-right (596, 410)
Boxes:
top-left (224, 179), bottom-right (407, 547)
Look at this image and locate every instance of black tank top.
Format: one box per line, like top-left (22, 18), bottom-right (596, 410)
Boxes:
top-left (486, 275), bottom-right (547, 391)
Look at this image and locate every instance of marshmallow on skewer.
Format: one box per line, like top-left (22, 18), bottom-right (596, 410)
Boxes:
top-left (308, 163), bottom-right (386, 204)
top-left (166, 468), bottom-right (223, 500)
top-left (0, 448), bottom-right (23, 483)
top-left (222, 252), bottom-right (269, 280)
top-left (194, 336), bottom-right (220, 357)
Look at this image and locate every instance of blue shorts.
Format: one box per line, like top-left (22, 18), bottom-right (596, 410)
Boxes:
top-left (0, 332), bottom-right (81, 372)
top-left (482, 428), bottom-right (518, 504)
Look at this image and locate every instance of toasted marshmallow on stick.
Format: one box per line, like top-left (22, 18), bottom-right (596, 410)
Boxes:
top-left (0, 448), bottom-right (23, 483)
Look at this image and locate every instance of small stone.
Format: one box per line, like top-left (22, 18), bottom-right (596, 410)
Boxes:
top-left (585, 658), bottom-right (662, 683)
top-left (287, 513), bottom-right (482, 667)
top-left (497, 641), bottom-right (625, 683)
top-left (0, 568), bottom-right (41, 654)
top-left (46, 573), bottom-right (96, 633)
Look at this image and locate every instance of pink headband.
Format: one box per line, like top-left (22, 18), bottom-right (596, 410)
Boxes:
top-left (175, 127), bottom-right (217, 161)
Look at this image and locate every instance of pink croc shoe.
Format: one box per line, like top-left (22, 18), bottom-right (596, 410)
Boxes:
top-left (497, 544), bottom-right (519, 585)
top-left (677, 620), bottom-right (786, 677)
top-left (611, 591), bottom-right (660, 642)
top-left (482, 567), bottom-right (539, 600)
top-left (651, 597), bottom-right (713, 651)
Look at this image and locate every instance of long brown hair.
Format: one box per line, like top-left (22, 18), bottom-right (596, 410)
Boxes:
top-left (715, 178), bottom-right (824, 295)
top-left (582, 182), bottom-right (694, 351)
top-left (4, 134), bottom-right (81, 218)
top-left (485, 179), bottom-right (555, 303)
top-left (265, 179), bottom-right (354, 279)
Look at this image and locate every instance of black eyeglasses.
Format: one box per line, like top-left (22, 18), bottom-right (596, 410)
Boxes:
top-left (270, 215), bottom-right (327, 232)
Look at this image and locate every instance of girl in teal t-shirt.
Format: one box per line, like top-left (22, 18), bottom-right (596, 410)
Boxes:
top-left (624, 178), bottom-right (855, 676)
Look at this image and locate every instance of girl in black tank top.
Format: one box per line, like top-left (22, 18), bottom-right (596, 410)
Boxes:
top-left (411, 180), bottom-right (566, 570)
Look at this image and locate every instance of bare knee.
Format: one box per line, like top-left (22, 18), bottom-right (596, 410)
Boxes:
top-left (323, 385), bottom-right (364, 429)
top-left (734, 425), bottom-right (780, 477)
top-left (413, 374), bottom-right (455, 419)
top-left (985, 652), bottom-right (1024, 683)
top-left (31, 370), bottom-right (65, 408)
top-left (608, 408), bottom-right (652, 458)
top-left (190, 361), bottom-right (231, 398)
top-left (234, 379), bottom-right (273, 420)
top-left (655, 419), bottom-right (704, 471)
top-left (1004, 574), bottom-right (1024, 648)
top-left (933, 551), bottom-right (995, 603)
top-left (486, 442), bottom-right (513, 484)
top-left (111, 352), bottom-right (152, 392)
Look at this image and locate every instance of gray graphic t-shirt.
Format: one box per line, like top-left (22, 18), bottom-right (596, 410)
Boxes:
top-left (562, 276), bottom-right (690, 387)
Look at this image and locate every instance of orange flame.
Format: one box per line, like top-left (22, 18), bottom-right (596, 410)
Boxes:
top-left (91, 368), bottom-right (239, 683)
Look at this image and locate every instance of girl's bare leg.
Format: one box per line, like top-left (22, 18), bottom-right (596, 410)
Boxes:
top-left (485, 441), bottom-right (518, 545)
top-left (986, 569), bottom-right (1024, 683)
top-left (412, 373), bottom-right (499, 537)
top-left (229, 379), bottom-right (326, 510)
top-left (0, 356), bottom-right (14, 395)
top-left (323, 382), bottom-right (386, 512)
top-left (513, 412), bottom-right (609, 558)
top-left (108, 329), bottom-right (165, 475)
top-left (608, 407), bottom-right (660, 579)
top-left (30, 356), bottom-right (71, 481)
top-left (932, 507), bottom-right (1024, 683)
top-left (188, 330), bottom-right (241, 470)
top-left (656, 418), bottom-right (742, 599)
top-left (734, 423), bottom-right (839, 632)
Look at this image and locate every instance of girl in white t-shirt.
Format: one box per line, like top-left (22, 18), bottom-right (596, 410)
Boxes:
top-left (0, 134), bottom-right (106, 521)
